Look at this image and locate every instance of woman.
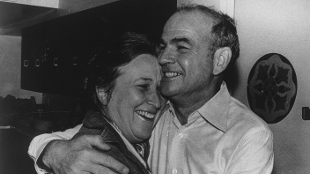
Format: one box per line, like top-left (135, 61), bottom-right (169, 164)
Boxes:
top-left (72, 32), bottom-right (166, 174)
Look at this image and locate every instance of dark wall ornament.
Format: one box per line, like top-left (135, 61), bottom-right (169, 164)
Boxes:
top-left (247, 53), bottom-right (297, 123)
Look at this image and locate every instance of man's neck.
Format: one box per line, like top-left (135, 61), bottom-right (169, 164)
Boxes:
top-left (171, 84), bottom-right (220, 125)
top-left (173, 97), bottom-right (211, 125)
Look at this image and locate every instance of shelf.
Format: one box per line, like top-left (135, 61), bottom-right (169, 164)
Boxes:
top-left (0, 0), bottom-right (120, 35)
top-left (0, 0), bottom-right (59, 8)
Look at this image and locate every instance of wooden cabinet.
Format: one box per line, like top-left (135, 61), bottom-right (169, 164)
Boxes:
top-left (21, 0), bottom-right (176, 97)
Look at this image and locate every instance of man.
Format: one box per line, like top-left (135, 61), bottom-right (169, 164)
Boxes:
top-left (29, 4), bottom-right (274, 174)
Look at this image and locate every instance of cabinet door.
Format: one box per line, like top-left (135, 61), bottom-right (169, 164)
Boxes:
top-left (21, 0), bottom-right (176, 97)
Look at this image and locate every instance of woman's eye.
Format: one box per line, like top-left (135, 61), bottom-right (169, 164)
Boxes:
top-left (138, 85), bottom-right (149, 90)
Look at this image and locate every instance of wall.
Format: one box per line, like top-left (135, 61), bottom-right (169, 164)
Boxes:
top-left (234, 0), bottom-right (310, 173)
top-left (177, 0), bottom-right (234, 18)
top-left (0, 35), bottom-right (42, 103)
top-left (2, 0), bottom-right (310, 172)
top-left (178, 0), bottom-right (310, 173)
top-left (178, 0), bottom-right (220, 9)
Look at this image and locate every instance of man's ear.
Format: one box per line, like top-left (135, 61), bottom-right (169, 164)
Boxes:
top-left (96, 86), bottom-right (108, 105)
top-left (213, 47), bottom-right (232, 76)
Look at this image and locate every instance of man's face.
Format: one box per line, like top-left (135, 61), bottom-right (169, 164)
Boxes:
top-left (159, 12), bottom-right (215, 101)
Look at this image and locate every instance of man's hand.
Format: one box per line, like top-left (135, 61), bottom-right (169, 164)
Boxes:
top-left (41, 135), bottom-right (129, 174)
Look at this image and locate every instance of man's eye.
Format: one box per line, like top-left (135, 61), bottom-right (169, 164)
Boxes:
top-left (177, 45), bottom-right (188, 50)
top-left (159, 44), bottom-right (166, 51)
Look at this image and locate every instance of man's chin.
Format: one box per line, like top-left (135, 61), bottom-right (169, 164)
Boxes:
top-left (160, 85), bottom-right (178, 97)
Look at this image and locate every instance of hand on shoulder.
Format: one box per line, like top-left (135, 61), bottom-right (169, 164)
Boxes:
top-left (41, 134), bottom-right (129, 174)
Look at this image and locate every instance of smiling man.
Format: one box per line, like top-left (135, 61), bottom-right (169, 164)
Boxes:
top-left (147, 5), bottom-right (273, 174)
top-left (28, 4), bottom-right (274, 174)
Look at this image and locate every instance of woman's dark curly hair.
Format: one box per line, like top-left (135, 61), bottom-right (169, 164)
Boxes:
top-left (83, 32), bottom-right (158, 105)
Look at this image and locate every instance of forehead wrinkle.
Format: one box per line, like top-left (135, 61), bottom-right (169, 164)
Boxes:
top-left (179, 12), bottom-right (213, 37)
top-left (162, 30), bottom-right (198, 47)
top-left (163, 30), bottom-right (206, 56)
top-left (163, 24), bottom-right (210, 47)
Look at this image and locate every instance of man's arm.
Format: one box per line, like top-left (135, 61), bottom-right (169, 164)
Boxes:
top-left (28, 124), bottom-right (129, 174)
top-left (28, 124), bottom-right (82, 173)
top-left (226, 127), bottom-right (274, 174)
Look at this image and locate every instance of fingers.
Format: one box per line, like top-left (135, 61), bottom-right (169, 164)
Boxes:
top-left (88, 164), bottom-right (127, 174)
top-left (88, 150), bottom-right (129, 174)
top-left (44, 135), bottom-right (129, 174)
top-left (85, 135), bottom-right (111, 151)
top-left (80, 135), bottom-right (129, 174)
top-left (69, 153), bottom-right (128, 174)
top-left (103, 155), bottom-right (129, 174)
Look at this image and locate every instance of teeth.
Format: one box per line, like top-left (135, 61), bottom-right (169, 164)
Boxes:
top-left (164, 72), bottom-right (180, 77)
top-left (136, 110), bottom-right (155, 119)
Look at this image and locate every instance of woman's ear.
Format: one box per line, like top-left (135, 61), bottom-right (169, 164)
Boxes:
top-left (213, 47), bottom-right (232, 76)
top-left (96, 86), bottom-right (108, 105)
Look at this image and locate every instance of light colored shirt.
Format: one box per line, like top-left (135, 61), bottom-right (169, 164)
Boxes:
top-left (148, 83), bottom-right (274, 174)
top-left (28, 124), bottom-right (82, 174)
top-left (28, 83), bottom-right (274, 174)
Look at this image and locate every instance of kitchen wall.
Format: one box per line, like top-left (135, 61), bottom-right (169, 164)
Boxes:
top-left (179, 0), bottom-right (310, 173)
top-left (178, 0), bottom-right (220, 9)
top-left (181, 0), bottom-right (310, 173)
top-left (1, 0), bottom-right (310, 173)
top-left (0, 35), bottom-right (42, 103)
top-left (234, 0), bottom-right (310, 173)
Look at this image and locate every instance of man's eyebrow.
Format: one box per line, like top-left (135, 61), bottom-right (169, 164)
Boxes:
top-left (160, 37), bottom-right (191, 45)
top-left (159, 38), bottom-right (166, 45)
top-left (171, 37), bottom-right (191, 44)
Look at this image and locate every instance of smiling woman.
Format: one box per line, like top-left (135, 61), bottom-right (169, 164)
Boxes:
top-left (69, 32), bottom-right (166, 174)
top-left (105, 54), bottom-right (163, 143)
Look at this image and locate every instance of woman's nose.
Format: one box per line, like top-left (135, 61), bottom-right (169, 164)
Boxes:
top-left (146, 92), bottom-right (161, 109)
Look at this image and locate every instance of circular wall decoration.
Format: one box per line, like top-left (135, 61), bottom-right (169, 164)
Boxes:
top-left (247, 53), bottom-right (297, 124)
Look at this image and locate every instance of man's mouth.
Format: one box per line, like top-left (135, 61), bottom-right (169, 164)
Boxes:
top-left (163, 72), bottom-right (181, 78)
top-left (136, 110), bottom-right (156, 120)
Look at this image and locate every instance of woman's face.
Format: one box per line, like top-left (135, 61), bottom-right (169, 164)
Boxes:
top-left (106, 54), bottom-right (166, 143)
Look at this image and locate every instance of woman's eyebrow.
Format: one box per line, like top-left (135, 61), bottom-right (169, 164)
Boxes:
top-left (134, 77), bottom-right (153, 83)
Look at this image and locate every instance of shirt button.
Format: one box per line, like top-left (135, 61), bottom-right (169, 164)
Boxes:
top-left (172, 169), bottom-right (178, 174)
top-left (178, 133), bottom-right (183, 138)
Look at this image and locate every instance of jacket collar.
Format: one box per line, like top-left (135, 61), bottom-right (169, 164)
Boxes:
top-left (82, 108), bottom-right (151, 161)
top-left (82, 109), bottom-right (119, 143)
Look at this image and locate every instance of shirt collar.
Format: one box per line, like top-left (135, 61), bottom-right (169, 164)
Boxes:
top-left (167, 82), bottom-right (231, 132)
top-left (197, 82), bottom-right (231, 132)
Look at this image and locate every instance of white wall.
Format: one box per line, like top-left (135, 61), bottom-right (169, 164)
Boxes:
top-left (178, 0), bottom-right (220, 9)
top-left (0, 35), bottom-right (42, 103)
top-left (178, 0), bottom-right (310, 173)
top-left (234, 0), bottom-right (310, 173)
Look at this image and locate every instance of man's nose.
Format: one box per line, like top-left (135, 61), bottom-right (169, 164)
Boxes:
top-left (158, 48), bottom-right (176, 65)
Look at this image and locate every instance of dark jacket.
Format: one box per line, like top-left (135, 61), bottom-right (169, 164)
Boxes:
top-left (73, 109), bottom-right (150, 174)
